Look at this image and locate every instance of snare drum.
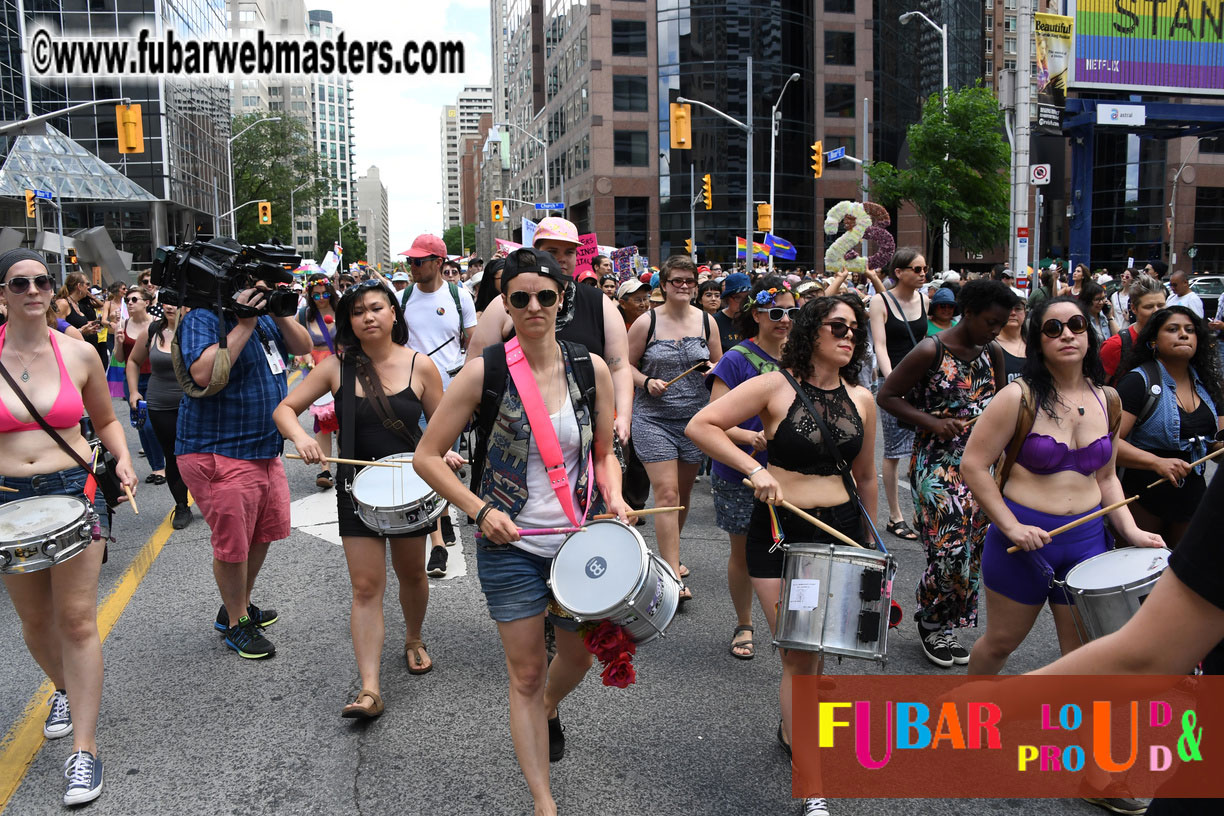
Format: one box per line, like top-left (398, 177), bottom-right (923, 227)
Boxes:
top-left (1060, 547), bottom-right (1171, 641)
top-left (0, 495), bottom-right (96, 574)
top-left (775, 543), bottom-right (895, 663)
top-left (549, 519), bottom-right (680, 644)
top-left (350, 453), bottom-right (446, 535)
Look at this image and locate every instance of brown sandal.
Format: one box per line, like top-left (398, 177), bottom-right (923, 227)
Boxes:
top-left (342, 689), bottom-right (384, 719)
top-left (405, 640), bottom-right (433, 674)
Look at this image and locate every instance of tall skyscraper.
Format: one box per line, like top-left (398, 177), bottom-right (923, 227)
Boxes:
top-left (356, 165), bottom-right (390, 271)
top-left (442, 86), bottom-right (493, 231)
top-left (309, 9), bottom-right (356, 230)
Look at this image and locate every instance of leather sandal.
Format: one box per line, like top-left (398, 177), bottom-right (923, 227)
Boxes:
top-left (730, 625), bottom-right (755, 660)
top-left (405, 640), bottom-right (433, 674)
top-left (342, 689), bottom-right (384, 719)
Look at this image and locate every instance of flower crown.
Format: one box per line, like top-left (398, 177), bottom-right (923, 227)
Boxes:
top-left (754, 282), bottom-right (793, 307)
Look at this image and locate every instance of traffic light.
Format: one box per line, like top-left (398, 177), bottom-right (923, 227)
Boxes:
top-left (491, 200), bottom-right (504, 222)
top-left (116, 104), bottom-right (144, 154)
top-left (24, 189), bottom-right (35, 219)
top-left (757, 203), bottom-right (772, 233)
top-left (258, 201), bottom-right (272, 225)
top-left (701, 173), bottom-right (712, 210)
top-left (669, 103), bottom-right (692, 149)
top-left (67, 249), bottom-right (78, 265)
top-left (811, 141), bottom-right (823, 179)
top-left (684, 238), bottom-right (694, 256)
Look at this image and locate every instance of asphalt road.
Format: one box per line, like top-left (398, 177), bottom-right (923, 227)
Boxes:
top-left (0, 398), bottom-right (1171, 816)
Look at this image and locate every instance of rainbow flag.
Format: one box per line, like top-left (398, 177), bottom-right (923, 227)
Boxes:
top-left (736, 237), bottom-right (771, 260)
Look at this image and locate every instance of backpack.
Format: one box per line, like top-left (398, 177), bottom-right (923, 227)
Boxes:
top-left (1107, 327), bottom-right (1136, 388)
top-left (1127, 360), bottom-right (1166, 429)
top-left (468, 340), bottom-right (598, 491)
top-left (728, 341), bottom-right (778, 375)
top-left (401, 282), bottom-right (465, 344)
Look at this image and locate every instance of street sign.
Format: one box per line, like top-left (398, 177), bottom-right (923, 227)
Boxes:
top-left (534, 202), bottom-right (564, 211)
top-left (1030, 164), bottom-right (1051, 186)
top-left (33, 189), bottom-right (53, 200)
top-left (826, 146), bottom-right (846, 163)
top-left (1017, 227), bottom-right (1030, 238)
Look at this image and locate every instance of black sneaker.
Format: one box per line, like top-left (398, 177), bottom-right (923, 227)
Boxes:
top-left (172, 504), bottom-right (193, 530)
top-left (224, 616), bottom-right (276, 659)
top-left (215, 603), bottom-right (279, 633)
top-left (440, 515), bottom-right (456, 546)
top-left (1082, 797), bottom-right (1148, 815)
top-left (918, 625), bottom-right (954, 668)
top-left (427, 546), bottom-right (448, 577)
top-left (548, 711), bottom-right (565, 762)
top-left (944, 630), bottom-right (970, 665)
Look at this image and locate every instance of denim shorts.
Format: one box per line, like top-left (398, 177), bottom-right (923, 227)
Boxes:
top-left (712, 472), bottom-right (754, 535)
top-left (474, 539), bottom-right (581, 630)
top-left (0, 465), bottom-right (110, 540)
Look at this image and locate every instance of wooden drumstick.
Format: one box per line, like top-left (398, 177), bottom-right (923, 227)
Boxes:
top-left (475, 526), bottom-right (585, 540)
top-left (1145, 446), bottom-right (1224, 489)
top-left (286, 454), bottom-right (400, 468)
top-left (592, 505), bottom-right (685, 520)
top-left (123, 484), bottom-right (139, 515)
top-left (662, 362), bottom-right (709, 388)
top-left (0, 484), bottom-right (18, 493)
top-left (740, 479), bottom-right (864, 549)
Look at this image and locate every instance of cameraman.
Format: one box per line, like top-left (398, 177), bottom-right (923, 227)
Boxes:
top-left (175, 283), bottom-right (311, 659)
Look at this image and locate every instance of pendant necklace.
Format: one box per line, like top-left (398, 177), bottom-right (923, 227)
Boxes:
top-left (12, 345), bottom-right (44, 382)
top-left (1076, 381), bottom-right (1087, 416)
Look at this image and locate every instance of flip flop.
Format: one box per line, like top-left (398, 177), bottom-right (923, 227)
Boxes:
top-left (678, 583), bottom-right (694, 603)
top-left (730, 625), bottom-right (755, 660)
top-left (678, 563), bottom-right (690, 579)
top-left (405, 640), bottom-right (433, 674)
top-left (342, 689), bottom-right (384, 719)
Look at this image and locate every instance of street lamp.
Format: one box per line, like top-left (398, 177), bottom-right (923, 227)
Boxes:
top-left (227, 116), bottom-right (282, 236)
top-left (1168, 136), bottom-right (1216, 267)
top-left (496, 121), bottom-right (549, 205)
top-left (900, 11), bottom-right (951, 272)
top-left (338, 217), bottom-right (358, 265)
top-left (768, 72), bottom-right (801, 273)
top-left (289, 177), bottom-right (325, 253)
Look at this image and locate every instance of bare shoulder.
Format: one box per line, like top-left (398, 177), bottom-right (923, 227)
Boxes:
top-left (846, 382), bottom-right (876, 413)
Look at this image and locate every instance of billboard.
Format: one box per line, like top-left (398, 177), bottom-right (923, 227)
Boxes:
top-left (1069, 0), bottom-right (1224, 96)
top-left (1035, 14), bottom-right (1074, 134)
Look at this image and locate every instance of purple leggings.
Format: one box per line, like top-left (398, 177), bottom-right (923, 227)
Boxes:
top-left (981, 497), bottom-right (1111, 606)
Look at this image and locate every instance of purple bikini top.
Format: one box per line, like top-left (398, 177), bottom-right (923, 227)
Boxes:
top-left (1014, 387), bottom-right (1113, 475)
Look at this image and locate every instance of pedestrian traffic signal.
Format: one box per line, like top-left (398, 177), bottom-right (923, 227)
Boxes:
top-left (811, 141), bottom-right (823, 179)
top-left (24, 189), bottom-right (35, 219)
top-left (669, 103), bottom-right (692, 150)
top-left (684, 238), bottom-right (694, 256)
top-left (258, 201), bottom-right (272, 225)
top-left (116, 104), bottom-right (144, 154)
top-left (701, 174), bottom-right (712, 210)
top-left (757, 203), bottom-right (772, 233)
top-left (491, 200), bottom-right (504, 222)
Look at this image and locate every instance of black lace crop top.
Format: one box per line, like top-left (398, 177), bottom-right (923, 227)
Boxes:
top-left (766, 382), bottom-right (864, 476)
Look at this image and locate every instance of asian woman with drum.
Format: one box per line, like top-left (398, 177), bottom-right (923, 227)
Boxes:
top-left (413, 247), bottom-right (628, 816)
top-left (687, 294), bottom-right (878, 816)
top-left (274, 280), bottom-right (462, 716)
top-left (962, 297), bottom-right (1165, 676)
top-left (0, 249), bottom-right (138, 806)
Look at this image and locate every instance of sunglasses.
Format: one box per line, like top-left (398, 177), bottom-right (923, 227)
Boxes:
top-left (3, 275), bottom-right (55, 294)
top-left (903, 266), bottom-right (928, 275)
top-left (667, 277), bottom-right (697, 288)
top-left (1041, 314), bottom-right (1089, 338)
top-left (410, 256), bottom-right (438, 267)
top-left (312, 291), bottom-right (331, 300)
top-left (757, 307), bottom-right (800, 321)
top-left (507, 289), bottom-right (559, 309)
top-left (126, 296), bottom-right (143, 304)
top-left (823, 321), bottom-right (868, 342)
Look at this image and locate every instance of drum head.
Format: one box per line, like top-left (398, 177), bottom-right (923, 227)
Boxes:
top-left (0, 496), bottom-right (88, 541)
top-left (351, 455), bottom-right (432, 507)
top-left (550, 520), bottom-right (648, 618)
top-left (1064, 547), bottom-right (1170, 591)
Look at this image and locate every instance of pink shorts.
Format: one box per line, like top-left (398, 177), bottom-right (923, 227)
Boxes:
top-left (178, 454), bottom-right (292, 563)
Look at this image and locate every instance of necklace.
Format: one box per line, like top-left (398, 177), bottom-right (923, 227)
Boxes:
top-left (11, 343), bottom-right (45, 382)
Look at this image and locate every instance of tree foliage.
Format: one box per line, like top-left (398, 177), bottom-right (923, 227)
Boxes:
top-left (312, 208), bottom-right (367, 266)
top-left (866, 86), bottom-right (1010, 258)
top-left (442, 223), bottom-right (476, 256)
top-left (230, 113), bottom-right (327, 249)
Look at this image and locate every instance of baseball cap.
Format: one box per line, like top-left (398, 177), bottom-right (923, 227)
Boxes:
top-left (617, 279), bottom-right (648, 299)
top-left (391, 271), bottom-right (411, 282)
top-left (931, 287), bottom-right (956, 306)
top-left (500, 247), bottom-right (567, 292)
top-left (722, 272), bottom-right (751, 295)
top-left (400, 234), bottom-right (447, 259)
top-left (576, 269), bottom-right (598, 283)
top-left (532, 217), bottom-right (581, 248)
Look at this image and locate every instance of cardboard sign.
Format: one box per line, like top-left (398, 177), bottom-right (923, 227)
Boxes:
top-left (610, 246), bottom-right (638, 282)
top-left (575, 233), bottom-right (599, 274)
top-left (521, 217), bottom-right (537, 248)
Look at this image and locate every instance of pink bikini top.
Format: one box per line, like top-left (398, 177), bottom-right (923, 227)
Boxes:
top-left (1014, 387), bottom-right (1112, 476)
top-left (0, 325), bottom-right (85, 432)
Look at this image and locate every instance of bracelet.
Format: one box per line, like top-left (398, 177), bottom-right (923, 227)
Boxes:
top-left (644, 377), bottom-right (655, 389)
top-left (475, 501), bottom-right (495, 527)
top-left (747, 465), bottom-right (765, 478)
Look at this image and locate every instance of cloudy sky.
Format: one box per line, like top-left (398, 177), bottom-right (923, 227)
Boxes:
top-left (312, 1), bottom-right (492, 256)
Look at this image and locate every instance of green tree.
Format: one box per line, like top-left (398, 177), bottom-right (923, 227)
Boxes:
top-left (312, 209), bottom-right (367, 266)
top-left (866, 85), bottom-right (1010, 264)
top-left (442, 223), bottom-right (476, 256)
top-left (230, 113), bottom-right (326, 247)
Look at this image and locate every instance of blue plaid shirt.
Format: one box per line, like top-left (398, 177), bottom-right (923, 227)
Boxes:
top-left (175, 311), bottom-right (290, 460)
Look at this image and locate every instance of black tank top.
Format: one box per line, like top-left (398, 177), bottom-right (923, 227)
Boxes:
top-left (767, 381), bottom-right (864, 476)
top-left (334, 384), bottom-right (424, 460)
top-left (882, 291), bottom-right (927, 367)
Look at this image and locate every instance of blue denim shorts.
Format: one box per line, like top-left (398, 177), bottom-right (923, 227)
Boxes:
top-left (0, 466), bottom-right (110, 539)
top-left (474, 539), bottom-right (581, 629)
top-left (712, 472), bottom-right (754, 535)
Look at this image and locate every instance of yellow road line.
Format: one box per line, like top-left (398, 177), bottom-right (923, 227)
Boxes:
top-left (0, 504), bottom-right (181, 814)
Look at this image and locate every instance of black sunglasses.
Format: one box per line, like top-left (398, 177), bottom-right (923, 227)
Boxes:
top-left (507, 289), bottom-right (559, 309)
top-left (757, 307), bottom-right (800, 321)
top-left (126, 296), bottom-right (143, 303)
top-left (410, 256), bottom-right (438, 267)
top-left (823, 321), bottom-right (868, 342)
top-left (1041, 314), bottom-right (1089, 338)
top-left (3, 275), bottom-right (55, 294)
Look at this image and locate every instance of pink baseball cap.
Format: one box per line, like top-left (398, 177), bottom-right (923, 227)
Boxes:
top-left (532, 217), bottom-right (581, 248)
top-left (400, 234), bottom-right (448, 259)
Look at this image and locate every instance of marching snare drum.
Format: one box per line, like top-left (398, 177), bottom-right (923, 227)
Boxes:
top-left (1060, 547), bottom-right (1171, 641)
top-left (0, 495), bottom-right (96, 574)
top-left (549, 519), bottom-right (680, 644)
top-left (775, 543), bottom-right (895, 663)
top-left (350, 453), bottom-right (446, 536)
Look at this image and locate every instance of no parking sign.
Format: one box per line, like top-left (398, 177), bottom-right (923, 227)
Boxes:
top-left (1030, 164), bottom-right (1051, 185)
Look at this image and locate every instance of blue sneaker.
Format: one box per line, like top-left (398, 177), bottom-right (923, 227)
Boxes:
top-left (224, 616), bottom-right (276, 659)
top-left (63, 750), bottom-right (103, 805)
top-left (43, 690), bottom-right (72, 739)
top-left (214, 603), bottom-right (279, 632)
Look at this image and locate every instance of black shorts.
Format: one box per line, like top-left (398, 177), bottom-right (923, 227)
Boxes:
top-left (745, 499), bottom-right (863, 579)
top-left (1122, 467), bottom-right (1206, 525)
top-left (336, 480), bottom-right (436, 540)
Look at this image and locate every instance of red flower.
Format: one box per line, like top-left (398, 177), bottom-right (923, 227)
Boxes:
top-left (600, 653), bottom-right (637, 688)
top-left (583, 621), bottom-right (623, 662)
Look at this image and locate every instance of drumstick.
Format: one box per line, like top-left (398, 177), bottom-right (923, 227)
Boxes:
top-left (0, 485), bottom-right (17, 493)
top-left (475, 526), bottom-right (585, 540)
top-left (285, 454), bottom-right (400, 468)
top-left (740, 479), bottom-right (864, 549)
top-left (1145, 446), bottom-right (1224, 489)
top-left (123, 484), bottom-right (139, 515)
top-left (592, 505), bottom-right (684, 520)
top-left (662, 362), bottom-right (709, 388)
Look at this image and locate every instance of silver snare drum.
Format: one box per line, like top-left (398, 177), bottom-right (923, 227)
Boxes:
top-left (1060, 547), bottom-right (1171, 641)
top-left (775, 542), bottom-right (895, 663)
top-left (350, 454), bottom-right (446, 536)
top-left (0, 495), bottom-right (96, 574)
top-left (549, 519), bottom-right (680, 644)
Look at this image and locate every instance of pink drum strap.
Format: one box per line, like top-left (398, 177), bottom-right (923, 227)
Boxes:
top-left (503, 338), bottom-right (591, 527)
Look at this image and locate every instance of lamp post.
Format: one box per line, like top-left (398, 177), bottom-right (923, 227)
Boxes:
top-left (900, 11), bottom-right (950, 271)
top-left (227, 116), bottom-right (282, 237)
top-left (496, 120), bottom-right (549, 205)
top-left (768, 72), bottom-right (801, 273)
top-left (338, 217), bottom-right (358, 265)
top-left (289, 177), bottom-right (325, 253)
top-left (1168, 136), bottom-right (1216, 267)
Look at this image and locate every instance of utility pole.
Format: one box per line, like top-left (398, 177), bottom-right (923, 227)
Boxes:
top-left (1011, 0), bottom-right (1034, 277)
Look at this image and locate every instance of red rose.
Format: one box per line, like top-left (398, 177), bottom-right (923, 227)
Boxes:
top-left (600, 653), bottom-right (636, 689)
top-left (609, 627), bottom-right (637, 658)
top-left (583, 621), bottom-right (624, 662)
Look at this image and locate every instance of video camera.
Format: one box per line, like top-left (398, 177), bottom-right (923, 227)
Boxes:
top-left (151, 237), bottom-right (300, 318)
